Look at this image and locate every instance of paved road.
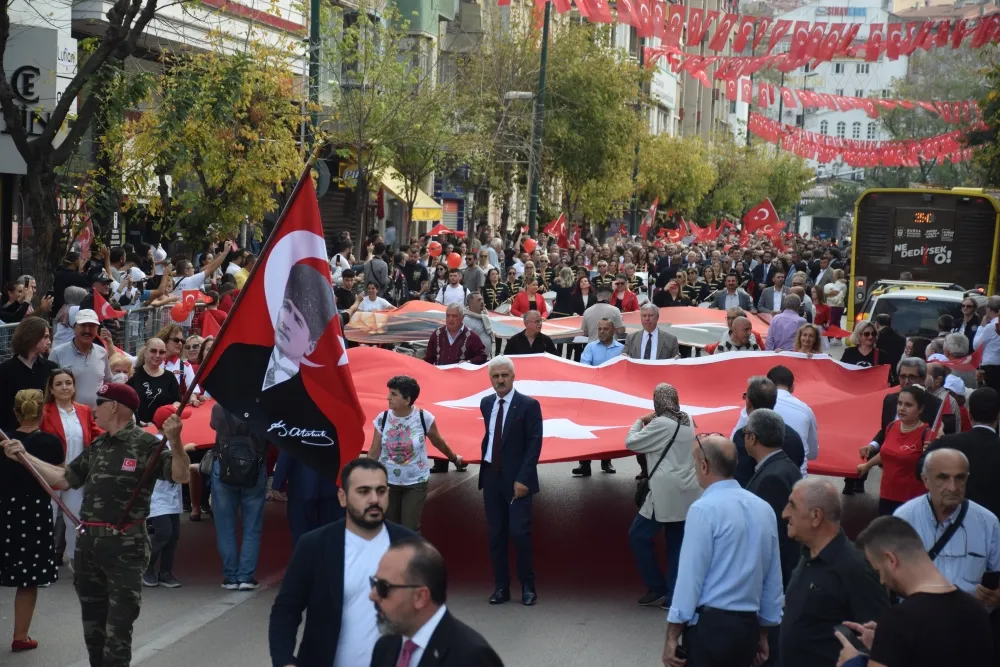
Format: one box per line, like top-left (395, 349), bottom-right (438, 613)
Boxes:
top-left (0, 459), bottom-right (879, 667)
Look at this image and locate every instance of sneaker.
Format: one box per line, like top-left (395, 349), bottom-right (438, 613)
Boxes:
top-left (638, 590), bottom-right (665, 606)
top-left (238, 579), bottom-right (260, 591)
top-left (142, 571), bottom-right (159, 587)
top-left (221, 579), bottom-right (240, 590)
top-left (158, 572), bottom-right (182, 588)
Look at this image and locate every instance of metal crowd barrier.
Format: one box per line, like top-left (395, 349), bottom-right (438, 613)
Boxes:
top-left (0, 322), bottom-right (17, 362)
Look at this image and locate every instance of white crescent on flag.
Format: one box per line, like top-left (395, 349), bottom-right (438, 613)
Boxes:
top-left (755, 207), bottom-right (771, 222)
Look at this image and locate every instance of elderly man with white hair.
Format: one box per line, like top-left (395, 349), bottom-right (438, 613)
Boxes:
top-left (943, 332), bottom-right (978, 391)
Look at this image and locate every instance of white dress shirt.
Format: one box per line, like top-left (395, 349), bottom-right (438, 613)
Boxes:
top-left (640, 329), bottom-right (659, 360)
top-left (58, 404), bottom-right (85, 462)
top-left (724, 292), bottom-right (740, 310)
top-left (974, 317), bottom-right (1000, 366)
top-left (402, 604), bottom-right (448, 666)
top-left (484, 389), bottom-right (516, 463)
top-left (731, 388), bottom-right (818, 476)
top-left (771, 289), bottom-right (783, 313)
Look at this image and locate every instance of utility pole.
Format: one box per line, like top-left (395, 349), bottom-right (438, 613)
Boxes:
top-left (527, 0), bottom-right (552, 236)
top-left (308, 0), bottom-right (321, 147)
top-left (629, 38), bottom-right (645, 237)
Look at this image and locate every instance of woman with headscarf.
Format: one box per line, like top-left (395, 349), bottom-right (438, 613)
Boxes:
top-left (625, 383), bottom-right (700, 608)
top-left (52, 286), bottom-right (87, 347)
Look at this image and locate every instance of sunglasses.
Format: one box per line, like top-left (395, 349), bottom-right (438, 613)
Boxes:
top-left (148, 348), bottom-right (167, 355)
top-left (963, 304), bottom-right (975, 309)
top-left (861, 331), bottom-right (874, 338)
top-left (95, 398), bottom-right (116, 407)
top-left (169, 337), bottom-right (184, 344)
top-left (369, 576), bottom-right (422, 599)
top-left (185, 343), bottom-right (201, 350)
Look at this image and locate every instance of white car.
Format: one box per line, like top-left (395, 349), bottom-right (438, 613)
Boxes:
top-left (857, 287), bottom-right (984, 338)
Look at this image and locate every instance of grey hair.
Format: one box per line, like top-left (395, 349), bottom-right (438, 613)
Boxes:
top-left (522, 311), bottom-right (543, 323)
top-left (747, 409), bottom-right (785, 449)
top-left (987, 296), bottom-right (1000, 314)
top-left (445, 303), bottom-right (464, 316)
top-left (897, 356), bottom-right (927, 377)
top-left (488, 355), bottom-right (515, 374)
top-left (17, 274), bottom-right (34, 285)
top-left (782, 294), bottom-right (801, 311)
top-left (793, 477), bottom-right (842, 523)
top-left (943, 332), bottom-right (970, 357)
top-left (926, 338), bottom-right (944, 355)
top-left (640, 302), bottom-right (659, 317)
top-left (921, 448), bottom-right (969, 478)
top-left (599, 317), bottom-right (616, 325)
top-left (792, 271), bottom-right (809, 283)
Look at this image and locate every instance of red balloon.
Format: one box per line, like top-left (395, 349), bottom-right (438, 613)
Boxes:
top-left (446, 252), bottom-right (462, 269)
top-left (523, 238), bottom-right (537, 253)
top-left (170, 302), bottom-right (191, 323)
top-left (428, 241), bottom-right (442, 257)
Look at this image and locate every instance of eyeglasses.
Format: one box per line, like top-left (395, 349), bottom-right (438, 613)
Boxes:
top-left (962, 304), bottom-right (975, 309)
top-left (184, 343), bottom-right (201, 350)
top-left (369, 576), bottom-right (422, 599)
top-left (694, 432), bottom-right (723, 462)
top-left (169, 337), bottom-right (184, 344)
top-left (148, 348), bottom-right (166, 356)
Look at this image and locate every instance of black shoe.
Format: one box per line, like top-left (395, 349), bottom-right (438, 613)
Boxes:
top-left (489, 588), bottom-right (510, 604)
top-left (842, 479), bottom-right (855, 496)
top-left (521, 585), bottom-right (537, 606)
top-left (635, 474), bottom-right (648, 481)
top-left (601, 462), bottom-right (616, 474)
top-left (571, 465), bottom-right (592, 477)
top-left (430, 460), bottom-right (450, 474)
top-left (638, 590), bottom-right (665, 606)
top-left (854, 479), bottom-right (866, 494)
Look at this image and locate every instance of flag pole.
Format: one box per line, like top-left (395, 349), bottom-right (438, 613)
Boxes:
top-left (0, 427), bottom-right (81, 526)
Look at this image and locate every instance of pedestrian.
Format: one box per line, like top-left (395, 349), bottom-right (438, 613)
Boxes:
top-left (780, 478), bottom-right (889, 667)
top-left (143, 405), bottom-right (193, 589)
top-left (368, 376), bottom-right (465, 532)
top-left (836, 516), bottom-right (994, 667)
top-left (268, 459), bottom-right (415, 667)
top-left (423, 304), bottom-right (487, 367)
top-left (0, 316), bottom-right (57, 435)
top-left (369, 536), bottom-right (504, 667)
top-left (271, 449), bottom-right (343, 548)
top-left (209, 403), bottom-right (268, 591)
top-left (48, 309), bottom-right (113, 410)
top-left (128, 338), bottom-right (181, 425)
top-left (712, 316), bottom-right (761, 354)
top-left (575, 318), bottom-right (623, 476)
top-left (765, 295), bottom-right (806, 352)
top-left (0, 382), bottom-right (190, 667)
top-left (663, 434), bottom-right (782, 667)
top-left (0, 390), bottom-right (64, 652)
top-left (625, 383), bottom-right (699, 610)
top-left (478, 356), bottom-right (542, 606)
top-left (731, 377), bottom-right (805, 486)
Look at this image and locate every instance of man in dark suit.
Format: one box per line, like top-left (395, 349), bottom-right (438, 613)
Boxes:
top-left (369, 537), bottom-right (504, 667)
top-left (734, 377), bottom-right (804, 487)
top-left (918, 387), bottom-right (1000, 520)
top-left (478, 355), bottom-right (543, 606)
top-left (269, 459), bottom-right (415, 667)
top-left (874, 313), bottom-right (907, 386)
top-left (750, 253), bottom-right (776, 305)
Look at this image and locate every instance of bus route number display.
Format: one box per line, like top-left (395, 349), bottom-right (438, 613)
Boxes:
top-left (892, 209), bottom-right (955, 266)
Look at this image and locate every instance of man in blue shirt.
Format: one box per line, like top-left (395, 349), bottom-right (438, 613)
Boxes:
top-left (663, 434), bottom-right (783, 667)
top-left (574, 318), bottom-right (623, 477)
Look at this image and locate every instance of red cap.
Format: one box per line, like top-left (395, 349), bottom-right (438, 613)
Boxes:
top-left (152, 404), bottom-right (193, 429)
top-left (96, 383), bottom-right (140, 413)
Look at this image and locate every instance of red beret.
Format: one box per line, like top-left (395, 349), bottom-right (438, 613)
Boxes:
top-left (152, 404), bottom-right (193, 429)
top-left (96, 383), bottom-right (140, 413)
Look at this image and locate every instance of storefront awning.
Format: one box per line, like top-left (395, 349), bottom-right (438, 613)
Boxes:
top-left (380, 168), bottom-right (442, 222)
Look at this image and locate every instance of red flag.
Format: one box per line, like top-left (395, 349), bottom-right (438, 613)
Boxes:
top-left (687, 8), bottom-right (705, 46)
top-left (786, 20), bottom-right (807, 60)
top-left (664, 4), bottom-right (684, 46)
top-left (544, 213), bottom-right (570, 249)
top-left (709, 12), bottom-right (738, 52)
top-left (639, 198), bottom-right (658, 239)
top-left (931, 390), bottom-right (953, 433)
top-left (742, 198), bottom-right (779, 234)
top-left (93, 289), bottom-right (125, 321)
top-left (587, 0), bottom-right (614, 23)
top-left (753, 17), bottom-right (774, 51)
top-left (951, 19), bottom-right (968, 48)
top-left (200, 170), bottom-right (365, 481)
top-left (865, 23), bottom-right (884, 62)
top-left (780, 87), bottom-right (799, 108)
top-left (732, 15), bottom-right (755, 52)
top-left (652, 0), bottom-right (666, 41)
top-left (74, 213), bottom-right (95, 259)
top-left (552, 0), bottom-right (572, 13)
top-left (200, 313), bottom-right (222, 339)
top-left (885, 23), bottom-right (903, 60)
top-left (838, 23), bottom-right (861, 54)
top-left (757, 82), bottom-right (772, 107)
top-left (740, 77), bottom-right (753, 103)
top-left (934, 20), bottom-right (951, 48)
top-left (569, 225), bottom-right (582, 250)
top-left (768, 20), bottom-right (793, 54)
top-left (725, 78), bottom-right (737, 101)
top-left (818, 23), bottom-right (844, 61)
top-left (618, 0), bottom-right (639, 27)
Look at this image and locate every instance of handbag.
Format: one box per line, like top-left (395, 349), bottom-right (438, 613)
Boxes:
top-left (198, 450), bottom-right (215, 478)
top-left (634, 421), bottom-right (681, 508)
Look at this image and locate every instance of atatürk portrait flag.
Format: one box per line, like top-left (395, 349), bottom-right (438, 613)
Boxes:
top-left (200, 169), bottom-right (365, 481)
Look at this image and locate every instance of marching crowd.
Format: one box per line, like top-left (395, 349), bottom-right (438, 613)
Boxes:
top-left (2, 222), bottom-right (1000, 667)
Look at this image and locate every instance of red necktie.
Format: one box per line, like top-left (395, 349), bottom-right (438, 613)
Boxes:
top-left (493, 398), bottom-right (505, 471)
top-left (396, 639), bottom-right (418, 667)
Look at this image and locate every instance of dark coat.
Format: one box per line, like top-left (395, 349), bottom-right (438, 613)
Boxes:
top-left (369, 610), bottom-right (504, 667)
top-left (747, 450), bottom-right (802, 585)
top-left (478, 391), bottom-right (543, 495)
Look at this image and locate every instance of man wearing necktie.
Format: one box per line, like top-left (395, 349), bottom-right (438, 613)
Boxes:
top-left (622, 304), bottom-right (680, 478)
top-left (477, 356), bottom-right (543, 606)
top-left (368, 537), bottom-right (504, 667)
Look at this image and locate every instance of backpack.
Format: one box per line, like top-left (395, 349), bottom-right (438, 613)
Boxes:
top-left (215, 410), bottom-right (264, 488)
top-left (379, 409), bottom-right (428, 437)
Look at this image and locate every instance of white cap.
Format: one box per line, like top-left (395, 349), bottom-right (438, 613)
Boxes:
top-left (927, 353), bottom-right (949, 362)
top-left (944, 374), bottom-right (967, 395)
top-left (75, 309), bottom-right (100, 326)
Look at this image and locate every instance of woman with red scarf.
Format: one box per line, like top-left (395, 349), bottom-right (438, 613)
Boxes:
top-left (510, 277), bottom-right (549, 318)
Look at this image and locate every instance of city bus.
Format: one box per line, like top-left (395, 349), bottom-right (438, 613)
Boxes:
top-left (848, 188), bottom-right (1000, 329)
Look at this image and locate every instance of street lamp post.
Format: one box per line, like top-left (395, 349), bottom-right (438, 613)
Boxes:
top-left (527, 0), bottom-right (552, 237)
top-left (308, 0), bottom-right (321, 147)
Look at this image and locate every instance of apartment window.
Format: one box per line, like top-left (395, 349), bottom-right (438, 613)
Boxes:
top-left (883, 89), bottom-right (891, 98)
top-left (803, 62), bottom-right (812, 73)
top-left (852, 121), bottom-right (861, 139)
top-left (867, 122), bottom-right (877, 139)
top-left (834, 63), bottom-right (845, 74)
top-left (856, 63), bottom-right (869, 74)
top-left (820, 120), bottom-right (829, 135)
top-left (729, 100), bottom-right (737, 114)
top-left (835, 88), bottom-right (844, 96)
top-left (855, 89), bottom-right (864, 98)
top-left (628, 26), bottom-right (639, 59)
top-left (836, 121), bottom-right (846, 137)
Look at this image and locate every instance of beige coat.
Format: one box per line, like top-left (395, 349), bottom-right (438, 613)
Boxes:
top-left (626, 416), bottom-right (702, 523)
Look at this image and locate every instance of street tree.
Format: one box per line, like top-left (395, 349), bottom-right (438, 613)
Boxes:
top-left (638, 135), bottom-right (717, 216)
top-left (966, 45), bottom-right (1000, 186)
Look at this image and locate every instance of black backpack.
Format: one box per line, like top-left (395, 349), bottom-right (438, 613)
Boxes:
top-left (215, 411), bottom-right (264, 488)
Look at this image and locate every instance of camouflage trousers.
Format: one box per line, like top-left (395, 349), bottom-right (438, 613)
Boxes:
top-left (74, 532), bottom-right (150, 667)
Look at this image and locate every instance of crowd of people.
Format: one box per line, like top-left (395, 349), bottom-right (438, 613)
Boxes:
top-left (3, 221), bottom-right (1000, 667)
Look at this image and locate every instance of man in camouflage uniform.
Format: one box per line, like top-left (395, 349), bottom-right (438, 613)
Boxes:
top-left (1, 382), bottom-right (190, 667)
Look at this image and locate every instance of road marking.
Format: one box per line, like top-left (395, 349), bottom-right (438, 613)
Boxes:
top-left (62, 569), bottom-right (285, 667)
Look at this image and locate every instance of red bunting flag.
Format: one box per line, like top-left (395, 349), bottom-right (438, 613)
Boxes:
top-left (664, 4), bottom-right (685, 46)
top-left (725, 78), bottom-right (737, 101)
top-left (951, 19), bottom-right (968, 48)
top-left (617, 0), bottom-right (639, 27)
top-left (805, 22), bottom-right (827, 59)
top-left (709, 12), bottom-right (738, 51)
top-left (865, 23), bottom-right (884, 61)
top-left (544, 213), bottom-right (570, 249)
top-left (740, 77), bottom-right (753, 103)
top-left (886, 23), bottom-right (903, 59)
top-left (768, 19), bottom-right (793, 53)
top-left (753, 17), bottom-right (774, 51)
top-left (552, 0), bottom-right (572, 13)
top-left (790, 21), bottom-right (811, 60)
top-left (780, 87), bottom-right (799, 108)
top-left (839, 23), bottom-right (861, 53)
top-left (818, 23), bottom-right (843, 61)
top-left (639, 198), bottom-right (658, 239)
top-left (652, 0), bottom-right (666, 41)
top-left (587, 0), bottom-right (614, 23)
top-left (636, 0), bottom-right (654, 38)
top-left (732, 15), bottom-right (755, 52)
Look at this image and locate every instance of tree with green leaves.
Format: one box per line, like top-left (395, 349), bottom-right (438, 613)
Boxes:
top-left (804, 180), bottom-right (863, 219)
top-left (638, 135), bottom-right (716, 216)
top-left (966, 45), bottom-right (1000, 186)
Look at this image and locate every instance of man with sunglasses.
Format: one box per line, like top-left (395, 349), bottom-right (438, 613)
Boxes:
top-left (368, 537), bottom-right (503, 667)
top-left (664, 434), bottom-right (782, 667)
top-left (269, 458), bottom-right (415, 667)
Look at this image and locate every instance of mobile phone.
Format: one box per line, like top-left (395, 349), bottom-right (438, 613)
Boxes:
top-left (45, 289), bottom-right (54, 299)
top-left (674, 645), bottom-right (687, 660)
top-left (982, 571), bottom-right (999, 590)
top-left (834, 624), bottom-right (868, 654)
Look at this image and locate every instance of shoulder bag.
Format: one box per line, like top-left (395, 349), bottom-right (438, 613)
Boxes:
top-left (927, 497), bottom-right (968, 561)
top-left (635, 421), bottom-right (681, 508)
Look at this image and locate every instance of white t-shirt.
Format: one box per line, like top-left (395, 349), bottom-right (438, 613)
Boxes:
top-left (334, 526), bottom-right (392, 667)
top-left (436, 284), bottom-right (468, 307)
top-left (374, 409), bottom-right (435, 486)
top-left (225, 263), bottom-right (241, 277)
top-left (172, 272), bottom-right (208, 296)
top-left (164, 357), bottom-right (197, 394)
top-left (149, 435), bottom-right (183, 518)
top-left (359, 296), bottom-right (393, 312)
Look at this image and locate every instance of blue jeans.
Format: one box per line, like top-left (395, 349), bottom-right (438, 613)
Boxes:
top-left (211, 460), bottom-right (267, 582)
top-left (628, 514), bottom-right (685, 603)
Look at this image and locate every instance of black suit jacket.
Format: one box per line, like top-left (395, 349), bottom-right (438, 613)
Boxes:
top-left (734, 425), bottom-right (804, 487)
top-left (478, 391), bottom-right (543, 495)
top-left (918, 426), bottom-right (1000, 519)
top-left (268, 519), bottom-right (416, 667)
top-left (750, 264), bottom-right (775, 301)
top-left (871, 391), bottom-right (953, 446)
top-left (747, 451), bottom-right (802, 585)
top-left (369, 610), bottom-right (504, 667)
top-left (876, 327), bottom-right (907, 384)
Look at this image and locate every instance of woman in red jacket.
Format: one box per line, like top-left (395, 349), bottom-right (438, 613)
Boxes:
top-left (40, 368), bottom-right (100, 566)
top-left (509, 277), bottom-right (548, 318)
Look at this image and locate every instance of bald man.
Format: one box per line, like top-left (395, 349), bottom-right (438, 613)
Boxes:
top-left (663, 435), bottom-right (782, 667)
